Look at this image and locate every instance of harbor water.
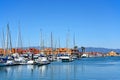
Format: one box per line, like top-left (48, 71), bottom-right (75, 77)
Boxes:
top-left (0, 57), bottom-right (120, 80)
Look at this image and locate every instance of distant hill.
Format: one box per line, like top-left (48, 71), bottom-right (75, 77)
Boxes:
top-left (79, 47), bottom-right (120, 53)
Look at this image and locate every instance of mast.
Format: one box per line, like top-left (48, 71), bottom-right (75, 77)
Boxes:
top-left (16, 22), bottom-right (22, 53)
top-left (54, 39), bottom-right (57, 54)
top-left (51, 32), bottom-right (53, 54)
top-left (18, 22), bottom-right (22, 49)
top-left (66, 29), bottom-right (70, 54)
top-left (2, 28), bottom-right (5, 54)
top-left (40, 29), bottom-right (44, 54)
top-left (28, 39), bottom-right (31, 53)
top-left (59, 37), bottom-right (60, 48)
top-left (40, 29), bottom-right (42, 51)
top-left (73, 33), bottom-right (76, 47)
top-left (54, 40), bottom-right (57, 49)
top-left (42, 39), bottom-right (44, 53)
top-left (3, 23), bottom-right (18, 55)
top-left (8, 24), bottom-right (12, 53)
top-left (58, 37), bottom-right (60, 54)
top-left (5, 24), bottom-right (10, 55)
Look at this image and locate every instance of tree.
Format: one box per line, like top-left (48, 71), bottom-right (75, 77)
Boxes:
top-left (81, 46), bottom-right (85, 53)
top-left (74, 46), bottom-right (78, 50)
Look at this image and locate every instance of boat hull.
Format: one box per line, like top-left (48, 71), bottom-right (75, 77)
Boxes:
top-left (37, 61), bottom-right (50, 66)
top-left (61, 59), bottom-right (72, 62)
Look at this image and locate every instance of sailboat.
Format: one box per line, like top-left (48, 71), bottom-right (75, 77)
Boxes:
top-left (36, 30), bottom-right (50, 66)
top-left (48, 32), bottom-right (56, 61)
top-left (0, 24), bottom-right (15, 66)
top-left (12, 23), bottom-right (27, 65)
top-left (60, 30), bottom-right (73, 62)
top-left (56, 38), bottom-right (64, 61)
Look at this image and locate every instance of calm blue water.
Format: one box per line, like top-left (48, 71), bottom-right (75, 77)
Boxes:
top-left (0, 57), bottom-right (120, 80)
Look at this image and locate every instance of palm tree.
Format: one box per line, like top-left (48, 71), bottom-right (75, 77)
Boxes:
top-left (74, 46), bottom-right (78, 50)
top-left (81, 46), bottom-right (85, 53)
top-left (73, 46), bottom-right (79, 57)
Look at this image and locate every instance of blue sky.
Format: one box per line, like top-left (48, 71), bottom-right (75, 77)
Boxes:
top-left (0, 0), bottom-right (120, 49)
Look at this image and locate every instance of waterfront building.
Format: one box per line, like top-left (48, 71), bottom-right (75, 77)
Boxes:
top-left (81, 52), bottom-right (104, 58)
top-left (0, 48), bottom-right (4, 54)
top-left (57, 48), bottom-right (72, 54)
top-left (107, 51), bottom-right (118, 56)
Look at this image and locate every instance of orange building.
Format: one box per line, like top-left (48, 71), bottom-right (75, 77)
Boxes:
top-left (56, 48), bottom-right (72, 54)
top-left (0, 48), bottom-right (4, 54)
top-left (11, 48), bottom-right (16, 53)
top-left (44, 48), bottom-right (52, 55)
top-left (40, 48), bottom-right (72, 55)
top-left (107, 51), bottom-right (118, 56)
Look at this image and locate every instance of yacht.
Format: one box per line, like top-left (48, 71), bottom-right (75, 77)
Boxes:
top-left (36, 55), bottom-right (50, 66)
top-left (60, 54), bottom-right (73, 62)
top-left (0, 56), bottom-right (15, 67)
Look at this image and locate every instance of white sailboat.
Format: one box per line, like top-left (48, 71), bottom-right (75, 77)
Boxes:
top-left (0, 24), bottom-right (15, 66)
top-left (36, 30), bottom-right (50, 66)
top-left (13, 23), bottom-right (27, 65)
top-left (61, 30), bottom-right (73, 62)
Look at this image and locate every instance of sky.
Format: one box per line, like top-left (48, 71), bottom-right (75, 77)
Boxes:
top-left (0, 0), bottom-right (120, 49)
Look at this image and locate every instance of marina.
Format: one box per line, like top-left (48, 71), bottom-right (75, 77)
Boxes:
top-left (1, 0), bottom-right (120, 80)
top-left (0, 24), bottom-right (120, 80)
top-left (0, 25), bottom-right (120, 80)
top-left (0, 57), bottom-right (120, 80)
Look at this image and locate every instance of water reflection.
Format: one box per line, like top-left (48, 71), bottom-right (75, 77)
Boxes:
top-left (0, 57), bottom-right (120, 80)
top-left (0, 61), bottom-right (104, 80)
top-left (0, 66), bottom-right (23, 80)
top-left (46, 62), bottom-right (86, 80)
top-left (38, 65), bottom-right (48, 77)
top-left (0, 62), bottom-right (86, 80)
